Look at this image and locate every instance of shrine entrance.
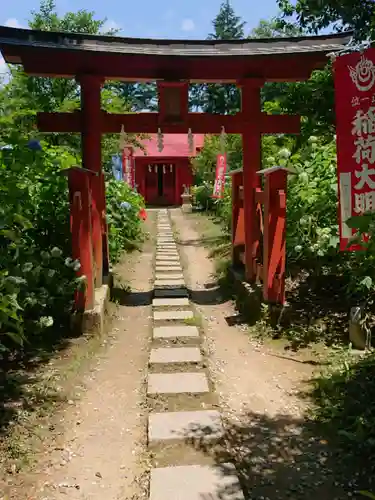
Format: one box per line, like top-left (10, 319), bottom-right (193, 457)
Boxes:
top-left (134, 133), bottom-right (202, 207)
top-left (0, 25), bottom-right (350, 311)
top-left (145, 163), bottom-right (176, 206)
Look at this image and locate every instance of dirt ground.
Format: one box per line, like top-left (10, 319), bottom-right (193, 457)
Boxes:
top-left (1, 208), bottom-right (360, 500)
top-left (170, 208), bottom-right (353, 500)
top-left (1, 212), bottom-right (156, 500)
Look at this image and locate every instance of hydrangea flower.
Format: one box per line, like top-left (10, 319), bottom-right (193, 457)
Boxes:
top-left (28, 139), bottom-right (42, 151)
top-left (120, 201), bottom-right (131, 210)
top-left (39, 316), bottom-right (54, 328)
top-left (51, 247), bottom-right (63, 258)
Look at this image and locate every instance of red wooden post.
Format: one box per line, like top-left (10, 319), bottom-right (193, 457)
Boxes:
top-left (174, 161), bottom-right (180, 205)
top-left (240, 80), bottom-right (263, 281)
top-left (231, 170), bottom-right (242, 264)
top-left (262, 167), bottom-right (288, 304)
top-left (79, 74), bottom-right (107, 287)
top-left (68, 168), bottom-right (95, 311)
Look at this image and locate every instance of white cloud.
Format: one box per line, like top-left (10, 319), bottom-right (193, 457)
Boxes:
top-left (102, 19), bottom-right (122, 34)
top-left (181, 18), bottom-right (195, 32)
top-left (4, 18), bottom-right (24, 29)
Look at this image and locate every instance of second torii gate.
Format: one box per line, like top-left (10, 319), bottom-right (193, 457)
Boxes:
top-left (0, 26), bottom-right (351, 310)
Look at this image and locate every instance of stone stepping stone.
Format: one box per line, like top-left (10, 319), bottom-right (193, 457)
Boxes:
top-left (155, 266), bottom-right (183, 273)
top-left (156, 257), bottom-right (180, 263)
top-left (153, 325), bottom-right (199, 339)
top-left (154, 288), bottom-right (187, 298)
top-left (149, 464), bottom-right (245, 500)
top-left (156, 257), bottom-right (179, 262)
top-left (157, 245), bottom-right (177, 249)
top-left (154, 280), bottom-right (185, 288)
top-left (153, 310), bottom-right (193, 321)
top-left (148, 372), bottom-right (209, 394)
top-left (157, 252), bottom-right (179, 257)
top-left (149, 347), bottom-right (201, 364)
top-left (148, 410), bottom-right (222, 442)
top-left (155, 273), bottom-right (184, 280)
top-left (152, 297), bottom-right (189, 307)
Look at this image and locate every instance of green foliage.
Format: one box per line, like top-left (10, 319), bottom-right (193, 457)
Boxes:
top-left (312, 351), bottom-right (375, 466)
top-left (344, 213), bottom-right (375, 299)
top-left (192, 134), bottom-right (242, 183)
top-left (0, 1), bottom-right (148, 355)
top-left (250, 17), bottom-right (303, 38)
top-left (0, 142), bottom-right (81, 351)
top-left (105, 180), bottom-right (145, 263)
top-left (277, 0), bottom-right (375, 41)
top-left (285, 138), bottom-right (339, 262)
top-left (208, 0), bottom-right (246, 40)
top-left (190, 0), bottom-right (245, 114)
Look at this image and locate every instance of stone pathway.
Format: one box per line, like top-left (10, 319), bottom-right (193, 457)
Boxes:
top-left (147, 209), bottom-right (245, 500)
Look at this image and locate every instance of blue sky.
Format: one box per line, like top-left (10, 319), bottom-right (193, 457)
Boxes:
top-left (0, 0), bottom-right (280, 73)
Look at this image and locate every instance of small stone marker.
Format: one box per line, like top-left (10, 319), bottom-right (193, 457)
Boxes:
top-left (149, 347), bottom-right (201, 364)
top-left (153, 310), bottom-right (193, 321)
top-left (148, 409), bottom-right (223, 442)
top-left (152, 297), bottom-right (189, 307)
top-left (149, 464), bottom-right (245, 500)
top-left (147, 372), bottom-right (209, 394)
top-left (153, 325), bottom-right (199, 339)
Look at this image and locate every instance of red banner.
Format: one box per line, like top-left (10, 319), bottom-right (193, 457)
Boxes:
top-left (212, 153), bottom-right (227, 198)
top-left (122, 148), bottom-right (135, 189)
top-left (335, 48), bottom-right (375, 250)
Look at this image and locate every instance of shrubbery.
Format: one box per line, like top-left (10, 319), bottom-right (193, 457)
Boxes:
top-left (0, 141), bottom-right (145, 353)
top-left (106, 178), bottom-right (145, 263)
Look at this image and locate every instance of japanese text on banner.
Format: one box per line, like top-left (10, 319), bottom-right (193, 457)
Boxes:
top-left (122, 149), bottom-right (135, 189)
top-left (335, 50), bottom-right (375, 250)
top-left (212, 154), bottom-right (227, 199)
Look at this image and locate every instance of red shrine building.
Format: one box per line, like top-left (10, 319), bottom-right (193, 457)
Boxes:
top-left (134, 134), bottom-right (204, 206)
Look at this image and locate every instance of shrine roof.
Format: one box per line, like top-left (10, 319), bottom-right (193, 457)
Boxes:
top-left (134, 134), bottom-right (205, 158)
top-left (0, 26), bottom-right (352, 82)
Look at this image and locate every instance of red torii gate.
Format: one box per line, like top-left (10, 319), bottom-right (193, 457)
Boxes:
top-left (0, 26), bottom-right (350, 310)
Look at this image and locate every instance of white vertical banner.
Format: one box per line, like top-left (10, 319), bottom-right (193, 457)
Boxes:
top-left (339, 172), bottom-right (352, 240)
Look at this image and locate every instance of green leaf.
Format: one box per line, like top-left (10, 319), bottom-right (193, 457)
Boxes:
top-left (346, 214), bottom-right (374, 232)
top-left (360, 276), bottom-right (373, 290)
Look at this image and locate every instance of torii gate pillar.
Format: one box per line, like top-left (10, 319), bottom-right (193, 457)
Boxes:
top-left (240, 80), bottom-right (263, 282)
top-left (79, 75), bottom-right (109, 288)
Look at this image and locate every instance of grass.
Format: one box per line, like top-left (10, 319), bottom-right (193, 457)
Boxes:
top-left (183, 315), bottom-right (202, 327)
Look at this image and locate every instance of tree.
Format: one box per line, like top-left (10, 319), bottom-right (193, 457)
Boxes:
top-left (250, 17), bottom-right (303, 38)
top-left (190, 0), bottom-right (245, 114)
top-left (208, 0), bottom-right (245, 40)
top-left (248, 18), bottom-right (335, 141)
top-left (277, 0), bottom-right (375, 41)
